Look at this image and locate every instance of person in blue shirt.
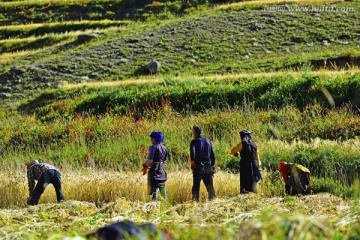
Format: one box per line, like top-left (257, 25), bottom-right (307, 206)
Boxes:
top-left (142, 131), bottom-right (169, 200)
top-left (190, 125), bottom-right (216, 201)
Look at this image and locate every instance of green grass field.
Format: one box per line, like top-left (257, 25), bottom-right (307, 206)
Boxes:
top-left (0, 0), bottom-right (359, 239)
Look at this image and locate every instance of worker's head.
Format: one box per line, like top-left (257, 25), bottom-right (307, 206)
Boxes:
top-left (278, 161), bottom-right (287, 172)
top-left (150, 131), bottom-right (164, 144)
top-left (240, 130), bottom-right (252, 141)
top-left (192, 125), bottom-right (202, 138)
top-left (27, 159), bottom-right (39, 169)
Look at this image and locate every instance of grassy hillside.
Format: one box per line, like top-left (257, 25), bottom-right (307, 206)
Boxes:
top-left (0, 0), bottom-right (359, 96)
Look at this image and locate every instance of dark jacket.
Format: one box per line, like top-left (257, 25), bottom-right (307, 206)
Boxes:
top-left (190, 136), bottom-right (215, 167)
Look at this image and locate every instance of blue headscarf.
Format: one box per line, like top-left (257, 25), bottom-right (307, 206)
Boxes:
top-left (150, 131), bottom-right (164, 143)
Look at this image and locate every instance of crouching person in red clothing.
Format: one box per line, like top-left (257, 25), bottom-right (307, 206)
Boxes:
top-left (278, 161), bottom-right (310, 196)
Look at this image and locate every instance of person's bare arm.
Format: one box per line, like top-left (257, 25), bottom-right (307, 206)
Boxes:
top-left (255, 144), bottom-right (261, 167)
top-left (230, 143), bottom-right (242, 157)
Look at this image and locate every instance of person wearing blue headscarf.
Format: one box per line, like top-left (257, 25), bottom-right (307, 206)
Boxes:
top-left (142, 131), bottom-right (169, 200)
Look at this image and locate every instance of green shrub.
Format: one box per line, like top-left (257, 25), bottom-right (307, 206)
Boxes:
top-left (66, 74), bottom-right (359, 115)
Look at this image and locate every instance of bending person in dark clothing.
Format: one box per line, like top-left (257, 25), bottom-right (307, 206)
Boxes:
top-left (278, 161), bottom-right (310, 195)
top-left (190, 125), bottom-right (216, 201)
top-left (142, 131), bottom-right (169, 200)
top-left (27, 160), bottom-right (64, 206)
top-left (231, 130), bottom-right (262, 193)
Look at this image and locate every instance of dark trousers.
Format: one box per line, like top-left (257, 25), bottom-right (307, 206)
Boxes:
top-left (148, 173), bottom-right (167, 201)
top-left (150, 186), bottom-right (167, 201)
top-left (192, 172), bottom-right (216, 201)
top-left (30, 169), bottom-right (64, 206)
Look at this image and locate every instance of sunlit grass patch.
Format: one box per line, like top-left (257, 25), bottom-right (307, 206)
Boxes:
top-left (0, 20), bottom-right (129, 40)
top-left (61, 78), bottom-right (163, 90)
top-left (0, 0), bottom-right (95, 8)
top-left (0, 35), bottom-right (72, 53)
top-left (0, 49), bottom-right (40, 64)
top-left (0, 20), bottom-right (127, 31)
top-left (60, 68), bottom-right (360, 90)
top-left (215, 0), bottom-right (341, 10)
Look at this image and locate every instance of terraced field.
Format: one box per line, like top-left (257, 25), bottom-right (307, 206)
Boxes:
top-left (1, 0), bottom-right (359, 97)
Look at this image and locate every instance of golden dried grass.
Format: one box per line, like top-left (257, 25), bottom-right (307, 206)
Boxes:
top-left (0, 0), bottom-right (94, 8)
top-left (61, 68), bottom-right (360, 90)
top-left (0, 170), bottom-right (236, 207)
top-left (0, 169), bottom-right (289, 208)
top-left (0, 170), bottom-right (358, 239)
top-left (0, 49), bottom-right (41, 64)
top-left (0, 20), bottom-right (125, 31)
top-left (216, 0), bottom-right (340, 10)
top-left (61, 79), bottom-right (163, 90)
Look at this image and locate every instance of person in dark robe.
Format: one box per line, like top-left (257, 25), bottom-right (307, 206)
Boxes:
top-left (142, 131), bottom-right (168, 200)
top-left (231, 130), bottom-right (261, 193)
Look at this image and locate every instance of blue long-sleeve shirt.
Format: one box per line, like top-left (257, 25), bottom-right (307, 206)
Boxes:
top-left (190, 136), bottom-right (215, 167)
